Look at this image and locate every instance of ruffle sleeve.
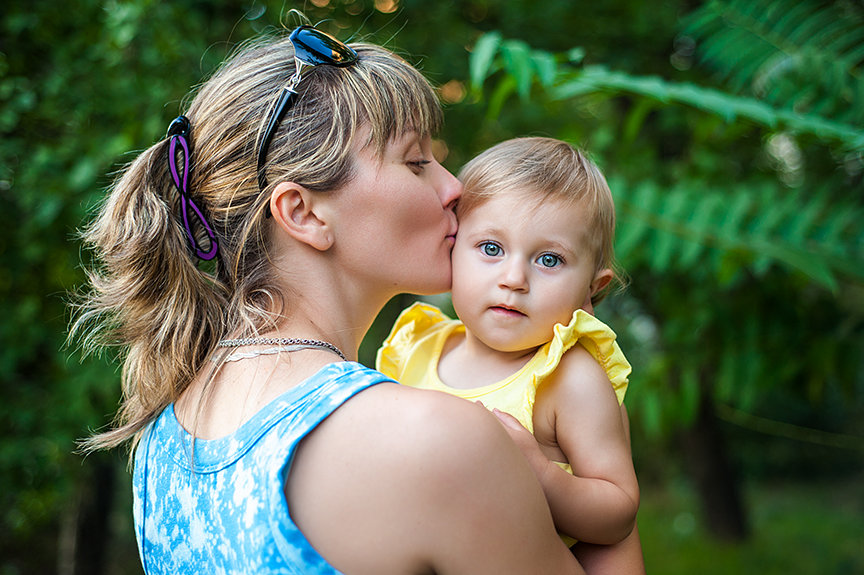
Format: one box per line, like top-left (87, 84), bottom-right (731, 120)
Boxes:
top-left (376, 302), bottom-right (449, 380)
top-left (534, 309), bottom-right (631, 405)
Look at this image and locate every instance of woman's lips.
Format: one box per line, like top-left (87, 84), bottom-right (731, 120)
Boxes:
top-left (447, 224), bottom-right (458, 242)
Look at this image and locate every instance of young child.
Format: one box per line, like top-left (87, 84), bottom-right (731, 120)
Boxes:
top-left (377, 137), bottom-right (639, 551)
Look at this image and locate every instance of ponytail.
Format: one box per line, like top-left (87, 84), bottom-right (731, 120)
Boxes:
top-left (73, 128), bottom-right (228, 452)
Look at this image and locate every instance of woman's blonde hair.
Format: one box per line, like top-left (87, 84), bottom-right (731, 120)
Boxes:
top-left (457, 137), bottom-right (625, 304)
top-left (72, 32), bottom-right (442, 452)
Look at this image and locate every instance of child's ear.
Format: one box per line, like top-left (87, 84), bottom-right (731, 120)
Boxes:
top-left (269, 182), bottom-right (334, 251)
top-left (590, 268), bottom-right (615, 296)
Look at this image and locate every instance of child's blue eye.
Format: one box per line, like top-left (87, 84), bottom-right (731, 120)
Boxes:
top-left (480, 242), bottom-right (502, 257)
top-left (538, 253), bottom-right (562, 268)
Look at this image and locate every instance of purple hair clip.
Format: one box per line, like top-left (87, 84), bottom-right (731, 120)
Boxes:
top-left (166, 116), bottom-right (219, 261)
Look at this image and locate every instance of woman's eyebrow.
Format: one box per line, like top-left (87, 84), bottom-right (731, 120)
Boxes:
top-left (393, 131), bottom-right (422, 154)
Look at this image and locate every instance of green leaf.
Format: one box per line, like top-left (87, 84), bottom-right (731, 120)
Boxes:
top-left (622, 99), bottom-right (655, 146)
top-left (684, 0), bottom-right (864, 126)
top-left (469, 32), bottom-right (502, 93)
top-left (551, 76), bottom-right (597, 99)
top-left (617, 181), bottom-right (659, 259)
top-left (549, 65), bottom-right (864, 150)
top-left (531, 50), bottom-right (557, 88)
top-left (501, 39), bottom-right (533, 101)
top-left (754, 239), bottom-right (838, 291)
top-left (485, 75), bottom-right (517, 123)
top-left (567, 47), bottom-right (586, 64)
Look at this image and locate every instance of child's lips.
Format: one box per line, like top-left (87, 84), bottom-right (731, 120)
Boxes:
top-left (489, 305), bottom-right (526, 317)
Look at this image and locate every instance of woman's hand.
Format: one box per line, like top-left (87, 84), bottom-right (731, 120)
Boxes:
top-left (490, 408), bottom-right (554, 484)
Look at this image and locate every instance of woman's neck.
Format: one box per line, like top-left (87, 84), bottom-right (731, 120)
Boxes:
top-left (267, 250), bottom-right (394, 362)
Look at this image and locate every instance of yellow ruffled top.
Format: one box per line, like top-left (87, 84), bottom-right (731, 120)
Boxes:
top-left (376, 302), bottom-right (631, 433)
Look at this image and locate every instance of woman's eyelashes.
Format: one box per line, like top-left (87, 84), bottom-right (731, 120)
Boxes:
top-left (408, 159), bottom-right (431, 173)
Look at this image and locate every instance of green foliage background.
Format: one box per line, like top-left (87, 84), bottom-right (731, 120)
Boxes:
top-left (2, 0), bottom-right (862, 573)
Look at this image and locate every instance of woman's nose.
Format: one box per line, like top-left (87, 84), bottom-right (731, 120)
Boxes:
top-left (438, 166), bottom-right (462, 210)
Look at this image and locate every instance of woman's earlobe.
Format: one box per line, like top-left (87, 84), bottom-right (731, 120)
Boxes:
top-left (270, 182), bottom-right (334, 251)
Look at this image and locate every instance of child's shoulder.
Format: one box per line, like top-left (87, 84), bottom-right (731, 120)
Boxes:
top-left (548, 343), bottom-right (612, 394)
top-left (536, 338), bottom-right (621, 415)
top-left (549, 309), bottom-right (631, 405)
top-left (534, 344), bottom-right (622, 446)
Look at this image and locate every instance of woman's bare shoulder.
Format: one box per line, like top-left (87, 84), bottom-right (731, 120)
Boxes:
top-left (288, 382), bottom-right (581, 574)
top-left (289, 382), bottom-right (504, 499)
top-left (287, 384), bottom-right (499, 568)
top-left (332, 382), bottom-right (502, 461)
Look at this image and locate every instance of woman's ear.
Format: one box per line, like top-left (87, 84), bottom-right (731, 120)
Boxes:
top-left (269, 182), bottom-right (334, 251)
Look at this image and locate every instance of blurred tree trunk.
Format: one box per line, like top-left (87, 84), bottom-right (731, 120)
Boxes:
top-left (679, 374), bottom-right (749, 541)
top-left (58, 457), bottom-right (116, 575)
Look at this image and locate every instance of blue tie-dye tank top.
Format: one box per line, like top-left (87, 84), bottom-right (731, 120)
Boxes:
top-left (132, 361), bottom-right (391, 574)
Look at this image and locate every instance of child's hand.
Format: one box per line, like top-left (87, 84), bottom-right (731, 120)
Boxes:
top-left (491, 408), bottom-right (553, 483)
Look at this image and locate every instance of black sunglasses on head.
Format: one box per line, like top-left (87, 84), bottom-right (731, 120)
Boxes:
top-left (256, 26), bottom-right (358, 192)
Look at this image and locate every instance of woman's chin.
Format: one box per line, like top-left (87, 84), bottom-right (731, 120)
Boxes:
top-left (411, 274), bottom-right (452, 297)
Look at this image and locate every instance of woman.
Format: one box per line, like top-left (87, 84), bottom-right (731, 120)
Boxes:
top-left (74, 26), bottom-right (584, 574)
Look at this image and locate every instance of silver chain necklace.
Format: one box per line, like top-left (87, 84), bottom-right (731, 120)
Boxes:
top-left (217, 337), bottom-right (347, 361)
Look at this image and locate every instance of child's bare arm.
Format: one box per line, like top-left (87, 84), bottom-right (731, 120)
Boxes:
top-left (497, 345), bottom-right (639, 544)
top-left (570, 406), bottom-right (645, 574)
top-left (573, 520), bottom-right (645, 575)
top-left (539, 345), bottom-right (639, 542)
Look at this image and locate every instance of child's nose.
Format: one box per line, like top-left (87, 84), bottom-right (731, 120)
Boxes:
top-left (499, 259), bottom-right (529, 292)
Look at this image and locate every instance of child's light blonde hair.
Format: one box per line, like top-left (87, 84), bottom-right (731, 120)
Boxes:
top-left (457, 137), bottom-right (624, 304)
top-left (72, 33), bottom-right (442, 452)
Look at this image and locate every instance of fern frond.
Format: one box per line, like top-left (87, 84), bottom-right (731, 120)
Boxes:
top-left (611, 176), bottom-right (864, 291)
top-left (552, 66), bottom-right (864, 150)
top-left (684, 0), bottom-right (864, 124)
top-left (469, 28), bottom-right (863, 147)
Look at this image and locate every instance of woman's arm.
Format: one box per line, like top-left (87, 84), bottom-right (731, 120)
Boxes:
top-left (287, 384), bottom-right (585, 575)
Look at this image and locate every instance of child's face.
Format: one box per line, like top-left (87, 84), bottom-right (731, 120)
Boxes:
top-left (451, 192), bottom-right (607, 353)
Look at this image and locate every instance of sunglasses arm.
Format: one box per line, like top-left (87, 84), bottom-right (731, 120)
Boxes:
top-left (257, 86), bottom-right (299, 190)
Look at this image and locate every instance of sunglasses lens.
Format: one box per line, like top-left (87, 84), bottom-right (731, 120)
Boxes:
top-left (290, 26), bottom-right (357, 67)
top-left (259, 26), bottom-right (359, 193)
